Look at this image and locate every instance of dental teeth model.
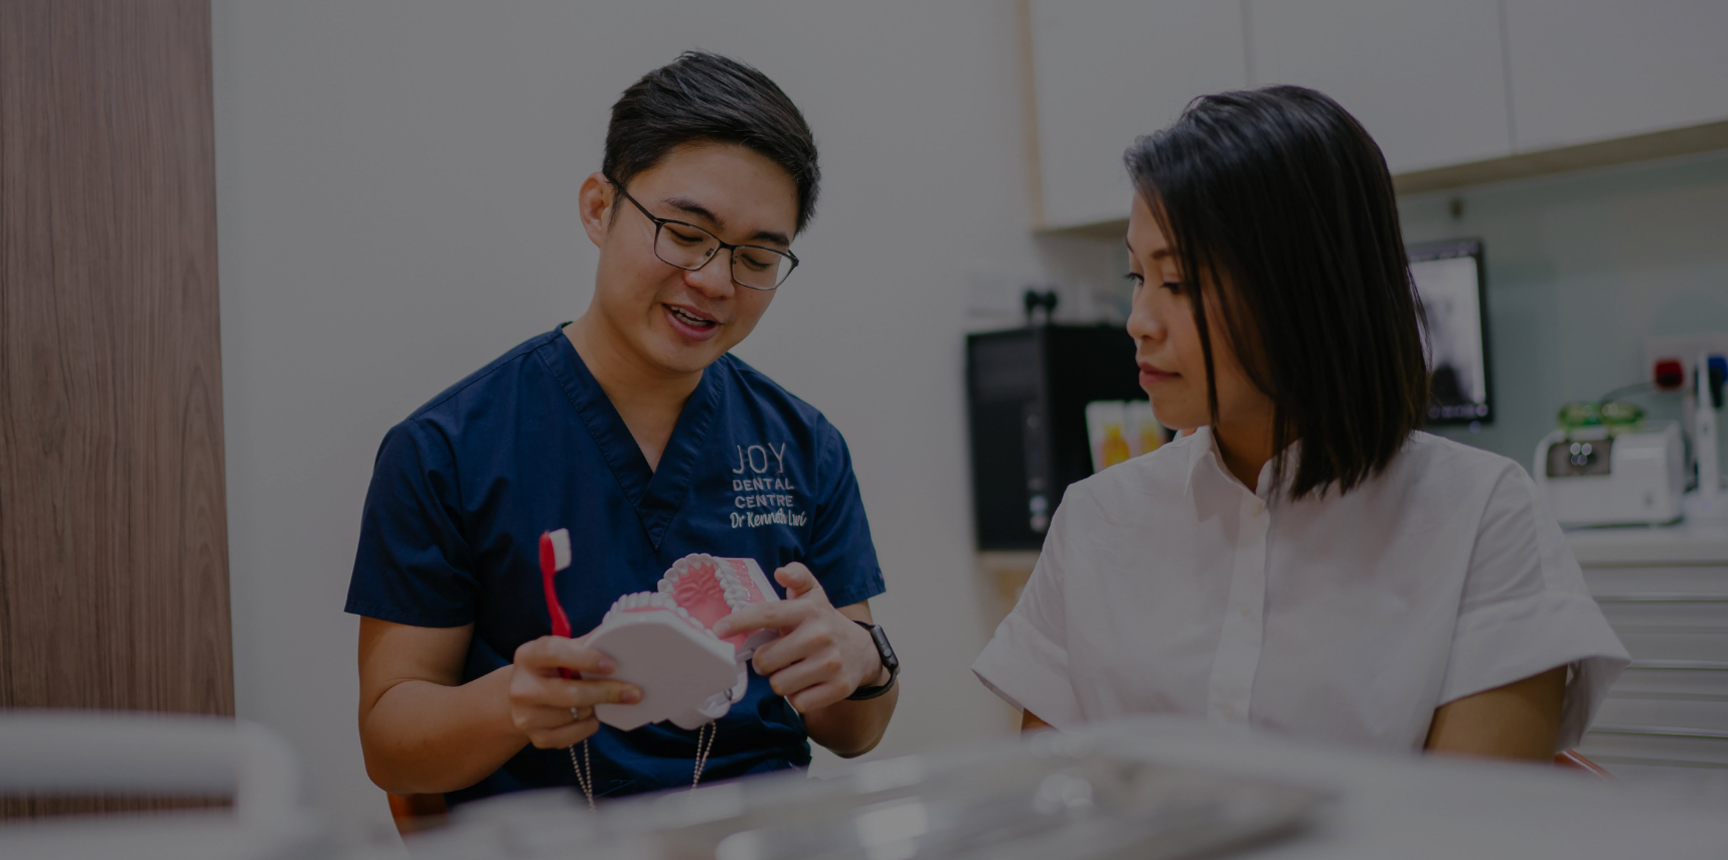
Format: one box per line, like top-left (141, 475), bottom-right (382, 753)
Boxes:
top-left (659, 554), bottom-right (782, 660)
top-left (589, 555), bottom-right (782, 732)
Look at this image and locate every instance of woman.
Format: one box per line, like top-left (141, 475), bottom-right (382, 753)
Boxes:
top-left (972, 87), bottom-right (1627, 760)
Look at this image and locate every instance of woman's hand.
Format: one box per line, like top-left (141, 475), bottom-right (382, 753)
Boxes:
top-left (508, 635), bottom-right (642, 749)
top-left (713, 563), bottom-right (884, 713)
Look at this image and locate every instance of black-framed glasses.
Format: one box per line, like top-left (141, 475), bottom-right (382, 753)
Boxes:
top-left (608, 177), bottom-right (799, 291)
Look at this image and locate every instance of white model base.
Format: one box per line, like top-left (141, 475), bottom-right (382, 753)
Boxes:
top-left (586, 555), bottom-right (783, 732)
top-left (588, 607), bottom-right (739, 732)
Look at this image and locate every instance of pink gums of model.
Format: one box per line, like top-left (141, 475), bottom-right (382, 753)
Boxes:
top-left (587, 554), bottom-right (782, 731)
top-left (659, 554), bottom-right (781, 659)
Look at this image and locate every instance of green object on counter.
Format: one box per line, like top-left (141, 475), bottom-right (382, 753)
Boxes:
top-left (1556, 399), bottom-right (1645, 434)
top-left (1599, 400), bottom-right (1645, 426)
top-left (1557, 401), bottom-right (1602, 429)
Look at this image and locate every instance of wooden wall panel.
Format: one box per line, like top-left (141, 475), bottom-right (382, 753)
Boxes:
top-left (0, 0), bottom-right (232, 814)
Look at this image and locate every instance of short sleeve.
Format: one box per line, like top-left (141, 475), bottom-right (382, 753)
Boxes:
top-left (344, 420), bottom-right (479, 628)
top-left (1439, 465), bottom-right (1630, 750)
top-left (803, 420), bottom-right (885, 609)
top-left (972, 493), bottom-right (1084, 728)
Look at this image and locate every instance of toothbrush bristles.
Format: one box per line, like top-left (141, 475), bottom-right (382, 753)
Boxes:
top-left (549, 528), bottom-right (572, 571)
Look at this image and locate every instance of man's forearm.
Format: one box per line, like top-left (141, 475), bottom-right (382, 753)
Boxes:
top-left (360, 665), bottom-right (529, 795)
top-left (801, 667), bottom-right (898, 758)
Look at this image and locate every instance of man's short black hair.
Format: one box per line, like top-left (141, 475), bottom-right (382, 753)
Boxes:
top-left (604, 51), bottom-right (820, 235)
top-left (1124, 86), bottom-right (1430, 501)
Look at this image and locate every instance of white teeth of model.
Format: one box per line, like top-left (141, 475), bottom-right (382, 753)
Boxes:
top-left (617, 592), bottom-right (667, 611)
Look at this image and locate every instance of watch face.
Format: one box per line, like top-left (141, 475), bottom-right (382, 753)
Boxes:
top-left (870, 624), bottom-right (899, 673)
top-left (845, 621), bottom-right (899, 700)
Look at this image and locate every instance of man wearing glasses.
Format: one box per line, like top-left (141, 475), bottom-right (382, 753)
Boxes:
top-left (346, 52), bottom-right (898, 807)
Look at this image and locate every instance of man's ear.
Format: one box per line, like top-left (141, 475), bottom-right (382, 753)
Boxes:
top-left (577, 172), bottom-right (614, 248)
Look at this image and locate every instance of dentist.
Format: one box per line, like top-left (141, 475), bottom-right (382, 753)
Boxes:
top-left (347, 52), bottom-right (899, 807)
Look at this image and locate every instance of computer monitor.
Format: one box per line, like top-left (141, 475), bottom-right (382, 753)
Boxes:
top-left (1408, 239), bottom-right (1492, 425)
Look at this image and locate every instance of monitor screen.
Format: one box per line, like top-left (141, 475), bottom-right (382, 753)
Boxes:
top-left (1407, 239), bottom-right (1491, 425)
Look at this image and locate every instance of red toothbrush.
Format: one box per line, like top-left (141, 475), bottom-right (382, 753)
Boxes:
top-left (538, 528), bottom-right (576, 680)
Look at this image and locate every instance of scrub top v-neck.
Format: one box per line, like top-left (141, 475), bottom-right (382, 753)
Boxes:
top-left (346, 325), bottom-right (885, 805)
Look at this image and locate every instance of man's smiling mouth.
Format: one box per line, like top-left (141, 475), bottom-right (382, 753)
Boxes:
top-left (666, 304), bottom-right (717, 328)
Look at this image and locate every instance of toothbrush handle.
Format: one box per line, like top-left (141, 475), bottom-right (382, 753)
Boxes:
top-left (538, 532), bottom-right (578, 681)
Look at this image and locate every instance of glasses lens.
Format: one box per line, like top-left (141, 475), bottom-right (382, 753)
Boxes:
top-left (732, 246), bottom-right (793, 290)
top-left (655, 223), bottom-right (721, 270)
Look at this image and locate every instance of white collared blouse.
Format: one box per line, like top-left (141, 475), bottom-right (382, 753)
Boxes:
top-left (972, 428), bottom-right (1629, 752)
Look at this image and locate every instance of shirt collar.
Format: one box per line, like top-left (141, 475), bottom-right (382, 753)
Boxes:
top-left (1181, 426), bottom-right (1214, 500)
top-left (540, 324), bottom-right (725, 549)
top-left (1183, 425), bottom-right (1301, 502)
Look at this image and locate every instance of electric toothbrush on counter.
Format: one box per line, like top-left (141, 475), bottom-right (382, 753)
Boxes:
top-left (1683, 352), bottom-right (1727, 522)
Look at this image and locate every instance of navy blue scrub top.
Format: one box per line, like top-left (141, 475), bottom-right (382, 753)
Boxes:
top-left (345, 325), bottom-right (885, 805)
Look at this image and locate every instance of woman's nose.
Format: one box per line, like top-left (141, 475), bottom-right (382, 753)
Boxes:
top-left (1127, 300), bottom-right (1163, 343)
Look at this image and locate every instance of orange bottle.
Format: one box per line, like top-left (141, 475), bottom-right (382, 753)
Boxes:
top-left (1101, 425), bottom-right (1131, 468)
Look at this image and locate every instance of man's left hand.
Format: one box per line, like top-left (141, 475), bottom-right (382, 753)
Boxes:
top-left (711, 563), bottom-right (883, 713)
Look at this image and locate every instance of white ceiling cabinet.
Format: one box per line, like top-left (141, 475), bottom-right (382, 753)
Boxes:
top-left (1027, 0), bottom-right (1247, 230)
top-left (1244, 0), bottom-right (1513, 175)
top-left (1027, 1), bottom-right (1728, 231)
top-left (1503, 0), bottom-right (1728, 151)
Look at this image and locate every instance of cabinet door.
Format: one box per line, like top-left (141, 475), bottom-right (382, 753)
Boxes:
top-left (1245, 0), bottom-right (1513, 174)
top-left (1, 0), bottom-right (232, 817)
top-left (1505, 0), bottom-right (1728, 151)
top-left (1029, 0), bottom-right (1247, 229)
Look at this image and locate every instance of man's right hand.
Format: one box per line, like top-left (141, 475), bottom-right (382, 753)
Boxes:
top-left (509, 635), bottom-right (641, 749)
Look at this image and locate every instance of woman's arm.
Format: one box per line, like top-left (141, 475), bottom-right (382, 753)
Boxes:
top-left (1423, 666), bottom-right (1566, 762)
top-left (357, 618), bottom-right (639, 795)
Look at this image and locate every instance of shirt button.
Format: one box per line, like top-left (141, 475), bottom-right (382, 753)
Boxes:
top-left (1251, 500), bottom-right (1265, 516)
top-left (1238, 603), bottom-right (1251, 618)
top-left (1220, 704), bottom-right (1236, 719)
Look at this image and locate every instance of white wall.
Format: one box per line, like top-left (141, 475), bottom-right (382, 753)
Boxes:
top-left (213, 0), bottom-right (1113, 840)
top-left (1401, 151), bottom-right (1728, 468)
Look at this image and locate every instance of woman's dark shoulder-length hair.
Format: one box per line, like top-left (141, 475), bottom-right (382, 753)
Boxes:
top-left (1124, 85), bottom-right (1429, 501)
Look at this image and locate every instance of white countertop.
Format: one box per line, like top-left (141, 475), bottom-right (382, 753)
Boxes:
top-left (1566, 520), bottom-right (1728, 566)
top-left (1078, 717), bottom-right (1728, 860)
top-left (387, 716), bottom-right (1728, 860)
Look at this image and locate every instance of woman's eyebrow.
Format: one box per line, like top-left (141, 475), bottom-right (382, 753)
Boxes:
top-left (1124, 238), bottom-right (1172, 261)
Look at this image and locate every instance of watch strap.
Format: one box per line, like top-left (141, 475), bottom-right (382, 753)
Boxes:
top-left (846, 620), bottom-right (898, 701)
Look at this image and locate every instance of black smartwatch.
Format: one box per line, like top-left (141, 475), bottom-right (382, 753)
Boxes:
top-left (846, 620), bottom-right (899, 701)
